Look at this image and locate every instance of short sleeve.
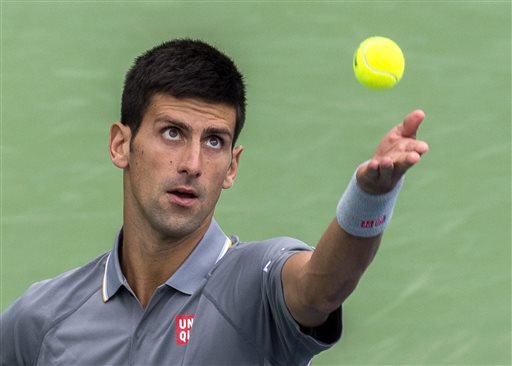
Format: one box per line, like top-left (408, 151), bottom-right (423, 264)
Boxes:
top-left (203, 237), bottom-right (342, 365)
top-left (261, 237), bottom-right (342, 364)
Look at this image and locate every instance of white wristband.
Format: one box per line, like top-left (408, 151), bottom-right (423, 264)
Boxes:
top-left (336, 170), bottom-right (404, 237)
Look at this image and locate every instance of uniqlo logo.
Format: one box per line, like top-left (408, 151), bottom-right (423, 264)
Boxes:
top-left (176, 314), bottom-right (194, 345)
top-left (360, 215), bottom-right (386, 229)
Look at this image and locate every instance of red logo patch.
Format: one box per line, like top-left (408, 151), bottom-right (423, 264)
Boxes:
top-left (176, 314), bottom-right (194, 345)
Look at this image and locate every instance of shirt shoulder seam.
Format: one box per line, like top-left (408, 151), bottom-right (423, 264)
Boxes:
top-left (34, 284), bottom-right (102, 364)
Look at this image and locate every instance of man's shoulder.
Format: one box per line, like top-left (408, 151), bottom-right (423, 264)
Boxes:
top-left (209, 236), bottom-right (313, 282)
top-left (1, 252), bottom-right (110, 365)
top-left (232, 236), bottom-right (313, 257)
top-left (9, 252), bottom-right (109, 325)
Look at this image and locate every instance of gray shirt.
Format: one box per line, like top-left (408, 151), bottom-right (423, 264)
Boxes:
top-left (1, 219), bottom-right (342, 365)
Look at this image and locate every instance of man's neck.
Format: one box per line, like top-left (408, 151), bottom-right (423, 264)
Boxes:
top-left (119, 221), bottom-right (210, 308)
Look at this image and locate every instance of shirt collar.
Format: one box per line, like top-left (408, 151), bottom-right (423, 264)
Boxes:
top-left (166, 219), bottom-right (231, 295)
top-left (102, 219), bottom-right (231, 302)
top-left (102, 229), bottom-right (126, 302)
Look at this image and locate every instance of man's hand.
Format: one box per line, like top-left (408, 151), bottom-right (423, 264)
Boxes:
top-left (357, 109), bottom-right (429, 195)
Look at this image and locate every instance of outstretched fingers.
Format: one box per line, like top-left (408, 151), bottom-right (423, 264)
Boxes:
top-left (357, 110), bottom-right (430, 194)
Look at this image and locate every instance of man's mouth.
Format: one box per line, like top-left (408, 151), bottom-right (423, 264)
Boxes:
top-left (167, 188), bottom-right (199, 207)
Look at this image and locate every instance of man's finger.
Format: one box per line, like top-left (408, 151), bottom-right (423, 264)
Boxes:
top-left (356, 160), bottom-right (380, 188)
top-left (405, 139), bottom-right (430, 155)
top-left (356, 158), bottom-right (395, 194)
top-left (400, 109), bottom-right (426, 138)
top-left (394, 152), bottom-right (421, 176)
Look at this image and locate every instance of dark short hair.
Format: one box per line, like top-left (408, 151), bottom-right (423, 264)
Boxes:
top-left (121, 39), bottom-right (246, 145)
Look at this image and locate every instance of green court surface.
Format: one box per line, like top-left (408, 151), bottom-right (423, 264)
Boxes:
top-left (1, 1), bottom-right (510, 365)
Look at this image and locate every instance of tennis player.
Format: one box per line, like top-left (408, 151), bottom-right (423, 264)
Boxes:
top-left (0, 39), bottom-right (429, 365)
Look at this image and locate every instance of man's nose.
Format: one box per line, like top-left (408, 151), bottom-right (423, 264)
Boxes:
top-left (177, 141), bottom-right (202, 178)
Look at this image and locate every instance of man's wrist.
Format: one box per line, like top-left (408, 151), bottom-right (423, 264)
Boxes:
top-left (336, 170), bottom-right (404, 237)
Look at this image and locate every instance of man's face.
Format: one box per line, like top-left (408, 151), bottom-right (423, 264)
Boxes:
top-left (116, 93), bottom-right (242, 241)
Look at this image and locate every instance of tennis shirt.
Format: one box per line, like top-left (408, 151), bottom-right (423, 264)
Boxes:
top-left (1, 219), bottom-right (342, 365)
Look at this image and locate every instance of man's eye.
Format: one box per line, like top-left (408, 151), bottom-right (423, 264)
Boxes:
top-left (206, 136), bottom-right (223, 149)
top-left (163, 127), bottom-right (181, 141)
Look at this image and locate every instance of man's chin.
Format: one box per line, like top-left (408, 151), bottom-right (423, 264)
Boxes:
top-left (156, 214), bottom-right (213, 242)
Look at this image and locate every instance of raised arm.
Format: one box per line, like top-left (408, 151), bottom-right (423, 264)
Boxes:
top-left (283, 110), bottom-right (429, 328)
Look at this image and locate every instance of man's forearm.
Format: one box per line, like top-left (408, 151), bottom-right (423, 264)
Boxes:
top-left (283, 219), bottom-right (382, 328)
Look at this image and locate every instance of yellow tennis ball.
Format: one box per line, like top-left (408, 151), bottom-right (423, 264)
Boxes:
top-left (353, 36), bottom-right (405, 90)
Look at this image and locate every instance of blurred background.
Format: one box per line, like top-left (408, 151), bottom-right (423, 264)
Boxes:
top-left (1, 1), bottom-right (510, 365)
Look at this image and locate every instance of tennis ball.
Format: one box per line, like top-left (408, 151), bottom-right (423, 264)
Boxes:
top-left (353, 36), bottom-right (405, 90)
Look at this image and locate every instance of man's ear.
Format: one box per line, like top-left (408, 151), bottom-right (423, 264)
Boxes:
top-left (223, 145), bottom-right (244, 189)
top-left (109, 122), bottom-right (132, 169)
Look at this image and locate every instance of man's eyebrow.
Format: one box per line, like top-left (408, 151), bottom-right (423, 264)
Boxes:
top-left (204, 126), bottom-right (233, 140)
top-left (155, 118), bottom-right (192, 131)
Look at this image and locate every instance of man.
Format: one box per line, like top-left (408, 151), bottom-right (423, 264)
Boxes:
top-left (0, 39), bottom-right (429, 365)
